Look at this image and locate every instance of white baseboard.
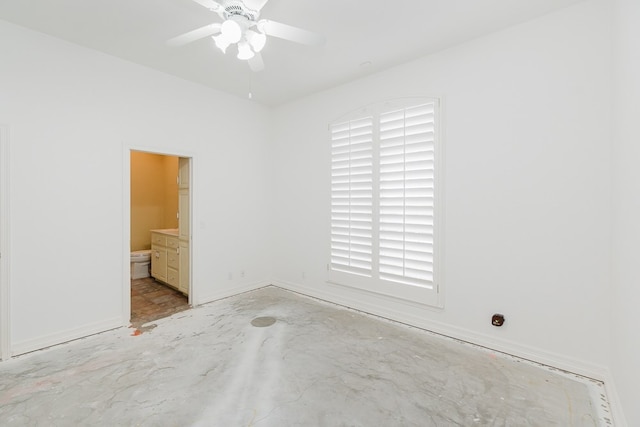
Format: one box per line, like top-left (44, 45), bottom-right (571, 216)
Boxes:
top-left (8, 281), bottom-right (270, 358)
top-left (273, 279), bottom-right (608, 382)
top-left (602, 370), bottom-right (629, 427)
top-left (11, 317), bottom-right (123, 357)
top-left (194, 280), bottom-right (270, 307)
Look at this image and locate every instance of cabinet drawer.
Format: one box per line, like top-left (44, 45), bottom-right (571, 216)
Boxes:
top-left (151, 233), bottom-right (167, 247)
top-left (167, 248), bottom-right (179, 269)
top-left (167, 267), bottom-right (179, 287)
top-left (166, 236), bottom-right (179, 249)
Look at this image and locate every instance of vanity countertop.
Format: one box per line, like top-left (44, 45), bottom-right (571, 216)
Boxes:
top-left (150, 228), bottom-right (179, 236)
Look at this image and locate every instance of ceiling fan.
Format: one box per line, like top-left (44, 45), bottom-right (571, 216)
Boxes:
top-left (168, 0), bottom-right (325, 72)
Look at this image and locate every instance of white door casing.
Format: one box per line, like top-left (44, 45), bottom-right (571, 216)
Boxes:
top-left (124, 147), bottom-right (194, 325)
top-left (0, 126), bottom-right (10, 360)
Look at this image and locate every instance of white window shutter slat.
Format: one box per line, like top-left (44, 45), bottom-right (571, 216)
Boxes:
top-left (330, 117), bottom-right (374, 277)
top-left (378, 102), bottom-right (437, 290)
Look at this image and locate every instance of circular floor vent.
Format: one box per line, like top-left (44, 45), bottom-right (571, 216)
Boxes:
top-left (251, 316), bottom-right (276, 327)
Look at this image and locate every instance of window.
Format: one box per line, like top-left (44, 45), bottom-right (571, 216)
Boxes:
top-left (329, 98), bottom-right (442, 307)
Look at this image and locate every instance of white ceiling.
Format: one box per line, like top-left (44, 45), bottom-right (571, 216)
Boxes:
top-left (0, 0), bottom-right (584, 106)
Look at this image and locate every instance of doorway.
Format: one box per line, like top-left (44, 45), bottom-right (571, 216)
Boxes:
top-left (128, 151), bottom-right (191, 326)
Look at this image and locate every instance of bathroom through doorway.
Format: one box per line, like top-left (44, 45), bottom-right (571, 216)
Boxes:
top-left (129, 151), bottom-right (191, 326)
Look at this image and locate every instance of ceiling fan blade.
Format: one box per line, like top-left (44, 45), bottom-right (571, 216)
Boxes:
top-left (242, 0), bottom-right (270, 12)
top-left (190, 0), bottom-right (223, 13)
top-left (260, 20), bottom-right (325, 46)
top-left (167, 23), bottom-right (222, 47)
top-left (248, 52), bottom-right (265, 72)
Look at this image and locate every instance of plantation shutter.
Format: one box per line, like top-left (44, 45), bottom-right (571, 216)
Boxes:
top-left (378, 103), bottom-right (436, 289)
top-left (330, 117), bottom-right (374, 277)
top-left (328, 98), bottom-right (441, 307)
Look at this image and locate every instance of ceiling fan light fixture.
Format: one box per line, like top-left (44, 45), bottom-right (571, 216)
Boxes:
top-left (237, 42), bottom-right (255, 60)
top-left (246, 30), bottom-right (267, 53)
top-left (170, 0), bottom-right (326, 72)
top-left (221, 19), bottom-right (242, 44)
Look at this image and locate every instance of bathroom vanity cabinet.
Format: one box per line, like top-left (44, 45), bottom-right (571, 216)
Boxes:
top-left (149, 158), bottom-right (190, 296)
top-left (151, 229), bottom-right (188, 295)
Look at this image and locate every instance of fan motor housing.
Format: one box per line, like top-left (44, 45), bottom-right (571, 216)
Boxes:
top-left (222, 1), bottom-right (259, 21)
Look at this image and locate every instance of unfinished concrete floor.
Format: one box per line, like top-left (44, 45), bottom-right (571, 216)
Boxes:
top-left (0, 286), bottom-right (611, 426)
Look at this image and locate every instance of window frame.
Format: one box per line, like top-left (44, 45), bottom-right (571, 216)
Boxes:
top-left (327, 98), bottom-right (444, 308)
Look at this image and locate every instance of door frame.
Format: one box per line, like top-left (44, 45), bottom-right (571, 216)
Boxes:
top-left (0, 126), bottom-right (10, 360)
top-left (123, 145), bottom-right (194, 325)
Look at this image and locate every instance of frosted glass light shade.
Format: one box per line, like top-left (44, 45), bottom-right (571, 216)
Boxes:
top-left (247, 30), bottom-right (266, 53)
top-left (237, 42), bottom-right (255, 60)
top-left (213, 34), bottom-right (231, 53)
top-left (221, 20), bottom-right (242, 44)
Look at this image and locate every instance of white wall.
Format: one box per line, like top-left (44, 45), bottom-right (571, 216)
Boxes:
top-left (0, 19), bottom-right (273, 354)
top-left (611, 0), bottom-right (640, 425)
top-left (271, 0), bottom-right (611, 378)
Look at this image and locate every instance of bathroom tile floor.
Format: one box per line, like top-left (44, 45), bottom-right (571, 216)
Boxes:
top-left (130, 277), bottom-right (189, 327)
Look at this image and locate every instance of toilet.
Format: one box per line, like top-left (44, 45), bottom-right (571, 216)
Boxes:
top-left (130, 250), bottom-right (152, 279)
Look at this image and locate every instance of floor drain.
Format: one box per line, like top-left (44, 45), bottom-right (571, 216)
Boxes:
top-left (251, 316), bottom-right (276, 327)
